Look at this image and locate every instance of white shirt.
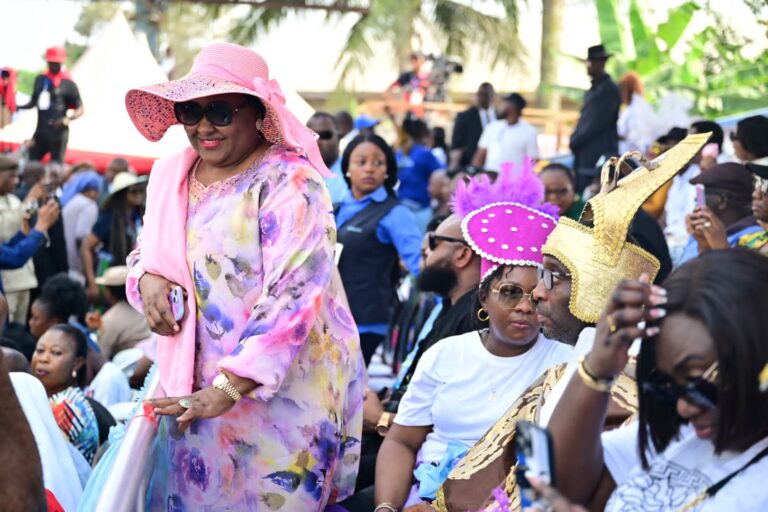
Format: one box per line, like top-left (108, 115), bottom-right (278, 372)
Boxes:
top-left (478, 108), bottom-right (497, 129)
top-left (396, 331), bottom-right (572, 463)
top-left (478, 120), bottom-right (539, 172)
top-left (87, 361), bottom-right (132, 407)
top-left (62, 193), bottom-right (99, 275)
top-left (603, 423), bottom-right (768, 511)
top-left (664, 163), bottom-right (702, 243)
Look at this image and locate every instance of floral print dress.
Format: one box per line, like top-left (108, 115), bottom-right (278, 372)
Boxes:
top-left (132, 146), bottom-right (363, 511)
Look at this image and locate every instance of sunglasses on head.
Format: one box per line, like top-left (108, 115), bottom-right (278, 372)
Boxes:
top-left (428, 233), bottom-right (469, 251)
top-left (642, 361), bottom-right (719, 410)
top-left (174, 100), bottom-right (251, 127)
top-left (491, 283), bottom-right (536, 309)
top-left (537, 267), bottom-right (572, 290)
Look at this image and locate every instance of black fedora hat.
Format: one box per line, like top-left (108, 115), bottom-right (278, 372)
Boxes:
top-left (587, 44), bottom-right (612, 61)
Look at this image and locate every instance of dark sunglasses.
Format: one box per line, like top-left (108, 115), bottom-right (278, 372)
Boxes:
top-left (642, 361), bottom-right (719, 410)
top-left (127, 187), bottom-right (145, 195)
top-left (491, 283), bottom-right (536, 309)
top-left (428, 233), bottom-right (469, 251)
top-left (537, 267), bottom-right (572, 290)
top-left (316, 130), bottom-right (336, 141)
top-left (174, 100), bottom-right (250, 127)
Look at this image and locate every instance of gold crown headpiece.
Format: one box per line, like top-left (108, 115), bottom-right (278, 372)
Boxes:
top-left (542, 133), bottom-right (711, 323)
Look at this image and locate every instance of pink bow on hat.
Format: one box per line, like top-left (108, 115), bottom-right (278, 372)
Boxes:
top-left (252, 77), bottom-right (285, 105)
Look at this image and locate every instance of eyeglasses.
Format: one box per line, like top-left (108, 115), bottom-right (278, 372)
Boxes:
top-left (316, 130), bottom-right (336, 141)
top-left (174, 100), bottom-right (251, 127)
top-left (537, 267), bottom-right (572, 290)
top-left (428, 233), bottom-right (469, 251)
top-left (755, 176), bottom-right (768, 197)
top-left (642, 361), bottom-right (719, 410)
top-left (491, 283), bottom-right (536, 309)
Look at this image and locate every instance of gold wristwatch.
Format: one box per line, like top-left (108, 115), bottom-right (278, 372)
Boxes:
top-left (212, 373), bottom-right (243, 403)
top-left (376, 412), bottom-right (393, 437)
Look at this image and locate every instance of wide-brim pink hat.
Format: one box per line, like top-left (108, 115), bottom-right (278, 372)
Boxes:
top-left (125, 42), bottom-right (330, 177)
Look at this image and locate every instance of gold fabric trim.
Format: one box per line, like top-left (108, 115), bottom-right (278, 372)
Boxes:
top-left (437, 360), bottom-right (640, 512)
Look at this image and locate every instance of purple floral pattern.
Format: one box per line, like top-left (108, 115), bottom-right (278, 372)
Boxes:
top-left (142, 146), bottom-right (363, 510)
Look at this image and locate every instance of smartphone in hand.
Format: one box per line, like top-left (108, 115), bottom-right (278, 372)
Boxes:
top-left (695, 184), bottom-right (706, 208)
top-left (515, 421), bottom-right (555, 507)
top-left (169, 286), bottom-right (185, 322)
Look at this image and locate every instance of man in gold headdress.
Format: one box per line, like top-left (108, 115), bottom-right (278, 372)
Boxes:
top-left (434, 133), bottom-right (712, 512)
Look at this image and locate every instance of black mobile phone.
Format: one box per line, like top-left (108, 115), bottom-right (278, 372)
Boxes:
top-left (514, 421), bottom-right (555, 505)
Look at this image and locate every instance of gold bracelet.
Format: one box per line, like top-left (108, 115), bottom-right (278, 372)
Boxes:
top-left (577, 356), bottom-right (615, 394)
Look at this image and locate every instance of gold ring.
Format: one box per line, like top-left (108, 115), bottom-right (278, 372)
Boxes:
top-left (179, 398), bottom-right (192, 409)
top-left (606, 314), bottom-right (618, 333)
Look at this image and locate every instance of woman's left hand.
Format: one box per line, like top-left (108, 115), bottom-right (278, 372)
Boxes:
top-left (523, 476), bottom-right (588, 512)
top-left (146, 387), bottom-right (237, 433)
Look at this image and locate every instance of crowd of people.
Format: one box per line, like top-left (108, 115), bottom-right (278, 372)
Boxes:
top-left (0, 39), bottom-right (767, 512)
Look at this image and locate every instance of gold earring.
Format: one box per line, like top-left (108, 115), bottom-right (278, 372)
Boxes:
top-left (477, 308), bottom-right (490, 322)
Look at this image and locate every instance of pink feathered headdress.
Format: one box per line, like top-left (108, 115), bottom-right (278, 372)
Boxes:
top-left (451, 159), bottom-right (560, 282)
top-left (125, 42), bottom-right (331, 177)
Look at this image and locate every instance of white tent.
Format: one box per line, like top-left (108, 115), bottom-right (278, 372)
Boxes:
top-left (0, 12), bottom-right (315, 173)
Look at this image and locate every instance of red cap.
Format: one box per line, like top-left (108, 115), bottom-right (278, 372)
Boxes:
top-left (45, 47), bottom-right (67, 64)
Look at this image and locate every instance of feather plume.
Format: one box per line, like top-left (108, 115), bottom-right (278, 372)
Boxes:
top-left (451, 157), bottom-right (560, 219)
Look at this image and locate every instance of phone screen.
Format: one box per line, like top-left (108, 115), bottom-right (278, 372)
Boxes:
top-left (695, 184), bottom-right (706, 207)
top-left (514, 420), bottom-right (555, 506)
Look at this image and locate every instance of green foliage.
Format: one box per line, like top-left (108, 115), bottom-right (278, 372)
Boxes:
top-left (230, 0), bottom-right (523, 90)
top-left (595, 0), bottom-right (768, 117)
top-left (15, 70), bottom-right (39, 97)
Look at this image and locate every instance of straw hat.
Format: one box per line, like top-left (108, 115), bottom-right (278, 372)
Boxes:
top-left (95, 266), bottom-right (129, 287)
top-left (102, 172), bottom-right (147, 209)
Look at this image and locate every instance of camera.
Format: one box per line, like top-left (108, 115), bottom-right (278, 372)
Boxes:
top-left (425, 54), bottom-right (464, 102)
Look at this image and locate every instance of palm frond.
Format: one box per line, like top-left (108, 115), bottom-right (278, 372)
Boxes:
top-left (430, 0), bottom-right (525, 69)
top-left (230, 6), bottom-right (290, 44)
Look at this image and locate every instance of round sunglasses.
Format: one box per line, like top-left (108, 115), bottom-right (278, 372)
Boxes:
top-left (491, 283), bottom-right (536, 309)
top-left (174, 100), bottom-right (251, 127)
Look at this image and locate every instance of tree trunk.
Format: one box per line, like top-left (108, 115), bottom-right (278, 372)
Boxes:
top-left (538, 0), bottom-right (564, 111)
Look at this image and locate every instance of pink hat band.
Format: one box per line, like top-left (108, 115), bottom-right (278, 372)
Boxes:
top-left (462, 202), bottom-right (558, 282)
top-left (125, 42), bottom-right (331, 177)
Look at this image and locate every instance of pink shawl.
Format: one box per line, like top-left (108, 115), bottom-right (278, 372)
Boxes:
top-left (127, 147), bottom-right (198, 397)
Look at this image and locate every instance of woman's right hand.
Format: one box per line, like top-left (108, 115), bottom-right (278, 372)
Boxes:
top-left (587, 274), bottom-right (667, 379)
top-left (139, 273), bottom-right (184, 336)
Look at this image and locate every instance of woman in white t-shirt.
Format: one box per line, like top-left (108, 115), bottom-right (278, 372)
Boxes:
top-left (542, 249), bottom-right (768, 512)
top-left (373, 164), bottom-right (570, 512)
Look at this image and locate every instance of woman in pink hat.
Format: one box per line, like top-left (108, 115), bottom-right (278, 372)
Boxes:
top-left (370, 161), bottom-right (573, 512)
top-left (123, 42), bottom-right (363, 510)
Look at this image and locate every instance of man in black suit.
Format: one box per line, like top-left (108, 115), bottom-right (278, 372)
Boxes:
top-left (450, 82), bottom-right (495, 168)
top-left (570, 45), bottom-right (621, 192)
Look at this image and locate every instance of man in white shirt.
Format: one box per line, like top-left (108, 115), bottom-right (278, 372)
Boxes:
top-left (473, 92), bottom-right (539, 173)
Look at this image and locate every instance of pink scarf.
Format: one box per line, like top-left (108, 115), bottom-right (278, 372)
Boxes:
top-left (131, 147), bottom-right (198, 397)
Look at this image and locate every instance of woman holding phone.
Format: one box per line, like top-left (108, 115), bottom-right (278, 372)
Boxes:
top-left (123, 43), bottom-right (363, 510)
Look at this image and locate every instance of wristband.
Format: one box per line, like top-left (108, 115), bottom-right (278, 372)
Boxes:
top-left (374, 504), bottom-right (399, 512)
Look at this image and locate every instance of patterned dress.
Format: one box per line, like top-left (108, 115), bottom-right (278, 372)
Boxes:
top-left (132, 146), bottom-right (363, 511)
top-left (49, 386), bottom-right (99, 464)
